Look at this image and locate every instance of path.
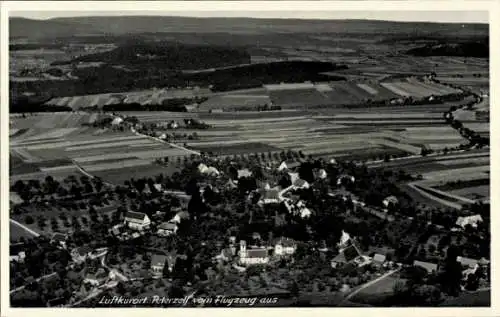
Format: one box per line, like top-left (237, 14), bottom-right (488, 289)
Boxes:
top-left (131, 127), bottom-right (201, 156)
top-left (10, 218), bottom-right (40, 237)
top-left (341, 267), bottom-right (401, 304)
top-left (10, 272), bottom-right (57, 294)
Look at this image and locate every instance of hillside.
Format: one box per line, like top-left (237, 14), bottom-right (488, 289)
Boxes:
top-left (10, 16), bottom-right (489, 40)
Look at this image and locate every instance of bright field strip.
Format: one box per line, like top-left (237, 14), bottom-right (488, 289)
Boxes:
top-left (82, 159), bottom-right (153, 172)
top-left (73, 148), bottom-right (189, 163)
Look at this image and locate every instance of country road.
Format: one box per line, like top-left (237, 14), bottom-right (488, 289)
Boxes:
top-left (10, 218), bottom-right (40, 237)
top-left (340, 267), bottom-right (401, 304)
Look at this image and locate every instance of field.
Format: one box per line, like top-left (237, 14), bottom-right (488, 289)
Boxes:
top-left (10, 112), bottom-right (192, 185)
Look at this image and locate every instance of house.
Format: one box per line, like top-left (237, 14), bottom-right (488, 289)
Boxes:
top-left (259, 189), bottom-right (280, 205)
top-left (293, 179), bottom-right (310, 189)
top-left (299, 207), bottom-right (312, 218)
top-left (337, 175), bottom-right (355, 186)
top-left (329, 158), bottom-right (338, 165)
top-left (331, 243), bottom-right (362, 269)
top-left (457, 256), bottom-right (479, 271)
top-left (288, 172), bottom-right (300, 184)
top-left (273, 237), bottom-right (297, 256)
top-left (157, 221), bottom-right (178, 236)
top-left (315, 169), bottom-right (328, 180)
top-left (413, 260), bottom-right (438, 274)
top-left (237, 169), bottom-right (252, 179)
top-left (198, 163), bottom-right (220, 176)
top-left (71, 245), bottom-right (93, 263)
top-left (172, 211), bottom-right (190, 224)
top-left (214, 248), bottom-right (233, 262)
top-left (123, 211), bottom-right (151, 231)
top-left (111, 117), bottom-right (124, 126)
top-left (382, 196), bottom-right (399, 208)
top-left (50, 232), bottom-right (68, 249)
top-left (10, 251), bottom-right (26, 263)
top-left (278, 159), bottom-right (301, 171)
top-left (372, 253), bottom-right (386, 265)
top-left (239, 240), bottom-right (269, 266)
top-left (151, 254), bottom-right (167, 278)
top-left (455, 214), bottom-right (483, 229)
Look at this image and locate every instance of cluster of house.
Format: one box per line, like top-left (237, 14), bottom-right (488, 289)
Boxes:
top-left (108, 207), bottom-right (191, 241)
top-left (454, 214), bottom-right (484, 231)
top-left (149, 251), bottom-right (189, 279)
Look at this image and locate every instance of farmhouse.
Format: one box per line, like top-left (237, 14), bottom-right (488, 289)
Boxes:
top-left (456, 256), bottom-right (479, 270)
top-left (150, 254), bottom-right (167, 279)
top-left (239, 240), bottom-right (269, 266)
top-left (157, 221), bottom-right (178, 236)
top-left (413, 260), bottom-right (438, 274)
top-left (124, 211), bottom-right (151, 231)
top-left (455, 214), bottom-right (483, 229)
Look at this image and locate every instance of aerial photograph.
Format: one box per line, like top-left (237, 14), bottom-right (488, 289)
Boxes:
top-left (7, 8), bottom-right (490, 308)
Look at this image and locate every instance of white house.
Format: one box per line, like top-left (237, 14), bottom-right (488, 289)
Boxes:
top-left (239, 240), bottom-right (269, 266)
top-left (111, 117), bottom-right (124, 126)
top-left (259, 189), bottom-right (280, 205)
top-left (124, 211), bottom-right (151, 231)
top-left (237, 169), bottom-right (252, 179)
top-left (198, 163), bottom-right (220, 176)
top-left (273, 237), bottom-right (297, 256)
top-left (10, 251), bottom-right (26, 263)
top-left (456, 215), bottom-right (483, 229)
top-left (315, 169), bottom-right (328, 179)
top-left (278, 160), bottom-right (301, 172)
top-left (157, 221), bottom-right (178, 236)
top-left (150, 254), bottom-right (167, 279)
top-left (382, 195), bottom-right (399, 208)
top-left (288, 172), bottom-right (300, 184)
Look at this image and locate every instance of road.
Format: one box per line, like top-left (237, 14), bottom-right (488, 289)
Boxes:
top-left (340, 267), bottom-right (401, 304)
top-left (10, 218), bottom-right (40, 237)
top-left (131, 127), bottom-right (201, 156)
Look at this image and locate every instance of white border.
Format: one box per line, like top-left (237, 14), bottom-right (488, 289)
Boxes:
top-left (1, 1), bottom-right (498, 317)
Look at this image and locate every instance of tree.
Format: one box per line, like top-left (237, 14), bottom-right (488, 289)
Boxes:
top-left (25, 215), bottom-right (34, 224)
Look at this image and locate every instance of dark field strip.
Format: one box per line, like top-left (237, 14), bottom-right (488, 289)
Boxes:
top-left (32, 158), bottom-right (74, 168)
top-left (92, 164), bottom-right (179, 185)
top-left (314, 127), bottom-right (379, 134)
top-left (432, 178), bottom-right (489, 191)
top-left (194, 142), bottom-right (282, 155)
top-left (10, 163), bottom-right (41, 175)
top-left (79, 156), bottom-right (141, 165)
top-left (10, 128), bottom-right (29, 138)
top-left (199, 111), bottom-right (309, 120)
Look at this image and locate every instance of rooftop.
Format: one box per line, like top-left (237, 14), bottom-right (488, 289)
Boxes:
top-left (124, 211), bottom-right (147, 221)
top-left (151, 254), bottom-right (167, 267)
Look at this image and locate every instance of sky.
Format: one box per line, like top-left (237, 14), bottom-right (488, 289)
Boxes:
top-left (10, 10), bottom-right (489, 24)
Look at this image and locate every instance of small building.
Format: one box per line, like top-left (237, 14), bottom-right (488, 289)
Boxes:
top-left (198, 163), bottom-right (220, 176)
top-left (123, 211), bottom-right (151, 231)
top-left (278, 160), bottom-right (301, 172)
top-left (315, 169), bottom-right (328, 180)
top-left (157, 221), bottom-right (178, 236)
top-left (382, 196), bottom-right (399, 208)
top-left (259, 189), bottom-right (280, 205)
top-left (331, 243), bottom-right (362, 269)
top-left (50, 232), bottom-right (68, 249)
top-left (413, 260), bottom-right (438, 274)
top-left (111, 117), bottom-right (124, 126)
top-left (372, 253), bottom-right (386, 266)
top-left (456, 256), bottom-right (479, 270)
top-left (151, 254), bottom-right (167, 279)
top-left (10, 251), bottom-right (26, 263)
top-left (237, 169), bottom-right (253, 179)
top-left (273, 237), bottom-right (297, 256)
top-left (239, 240), bottom-right (269, 266)
top-left (71, 245), bottom-right (93, 264)
top-left (455, 214), bottom-right (483, 229)
top-left (288, 172), bottom-right (300, 184)
top-left (172, 211), bottom-right (190, 224)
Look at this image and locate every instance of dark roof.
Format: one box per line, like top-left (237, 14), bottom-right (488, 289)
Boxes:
top-left (158, 222), bottom-right (177, 230)
top-left (343, 245), bottom-right (361, 262)
top-left (413, 260), bottom-right (438, 272)
top-left (77, 245), bottom-right (93, 256)
top-left (246, 248), bottom-right (268, 258)
top-left (332, 252), bottom-right (347, 264)
top-left (151, 254), bottom-right (167, 267)
top-left (51, 232), bottom-right (67, 242)
top-left (124, 211), bottom-right (147, 221)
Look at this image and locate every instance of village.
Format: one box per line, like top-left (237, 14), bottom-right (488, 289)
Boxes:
top-left (9, 145), bottom-right (490, 307)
